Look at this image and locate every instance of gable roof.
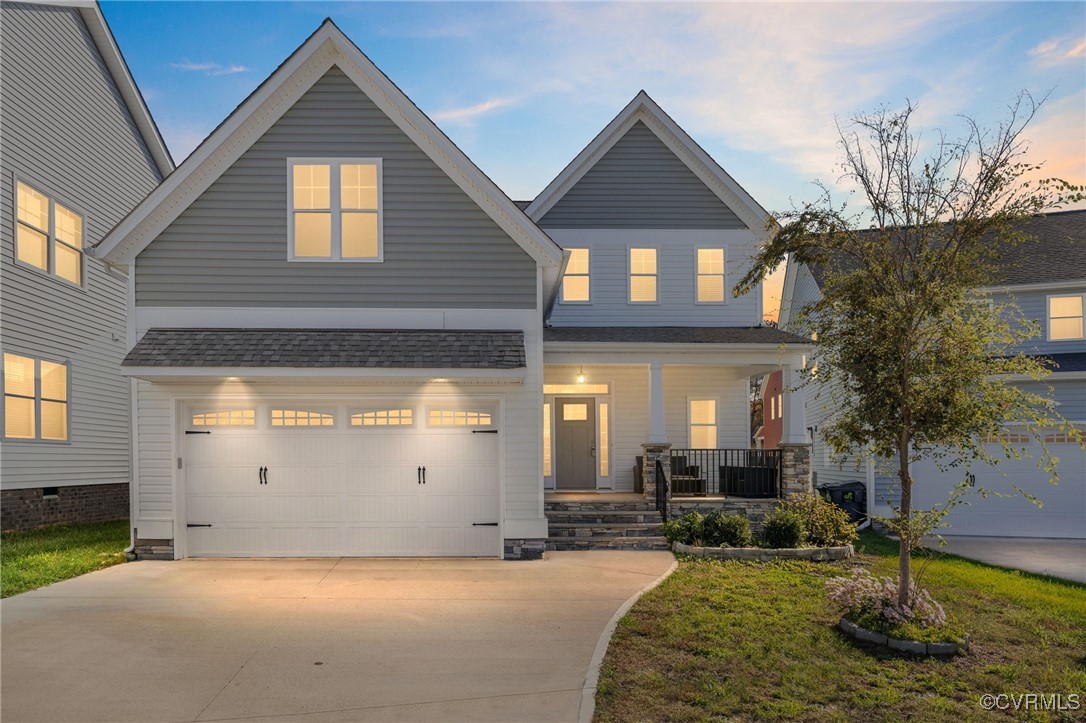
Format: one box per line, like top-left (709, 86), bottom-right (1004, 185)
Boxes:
top-left (805, 210), bottom-right (1086, 288)
top-left (92, 19), bottom-right (563, 273)
top-left (525, 91), bottom-right (769, 231)
top-left (20, 0), bottom-right (174, 177)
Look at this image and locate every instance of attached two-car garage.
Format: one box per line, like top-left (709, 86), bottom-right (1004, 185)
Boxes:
top-left (181, 399), bottom-right (502, 557)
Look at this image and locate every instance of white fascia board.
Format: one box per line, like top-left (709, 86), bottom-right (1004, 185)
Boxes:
top-left (526, 91), bottom-right (770, 232)
top-left (121, 366), bottom-right (527, 382)
top-left (93, 21), bottom-right (562, 269)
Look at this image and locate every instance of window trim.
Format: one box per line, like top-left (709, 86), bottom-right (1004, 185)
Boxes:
top-left (693, 246), bottom-right (728, 305)
top-left (269, 407), bottom-right (337, 428)
top-left (559, 247), bottom-right (592, 305)
top-left (1, 352), bottom-right (72, 444)
top-left (687, 396), bottom-right (719, 449)
top-left (286, 157), bottom-right (384, 263)
top-left (1047, 293), bottom-right (1085, 342)
top-left (349, 407), bottom-right (414, 428)
top-left (11, 175), bottom-right (87, 290)
top-left (627, 245), bottom-right (660, 305)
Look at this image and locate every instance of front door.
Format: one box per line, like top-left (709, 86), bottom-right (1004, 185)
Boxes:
top-left (555, 397), bottom-right (596, 489)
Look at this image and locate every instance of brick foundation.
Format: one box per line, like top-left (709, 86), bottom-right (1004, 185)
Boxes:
top-left (503, 538), bottom-right (545, 560)
top-left (1, 483), bottom-right (129, 532)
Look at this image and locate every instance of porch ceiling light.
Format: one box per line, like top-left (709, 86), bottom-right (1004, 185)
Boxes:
top-left (576, 367), bottom-right (586, 384)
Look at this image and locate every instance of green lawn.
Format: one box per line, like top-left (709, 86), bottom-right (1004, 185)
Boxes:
top-left (1, 519), bottom-right (130, 598)
top-left (595, 530), bottom-right (1086, 721)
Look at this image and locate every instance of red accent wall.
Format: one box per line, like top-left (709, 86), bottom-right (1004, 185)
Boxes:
top-left (762, 370), bottom-right (783, 449)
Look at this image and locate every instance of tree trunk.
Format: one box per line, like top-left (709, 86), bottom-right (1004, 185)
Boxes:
top-left (897, 441), bottom-right (913, 608)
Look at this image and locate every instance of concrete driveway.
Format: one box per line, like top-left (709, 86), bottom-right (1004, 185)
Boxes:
top-left (925, 536), bottom-right (1086, 583)
top-left (1, 552), bottom-right (675, 723)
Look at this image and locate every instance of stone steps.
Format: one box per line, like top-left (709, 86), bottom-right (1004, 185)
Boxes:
top-left (545, 498), bottom-right (667, 550)
top-left (545, 509), bottom-right (660, 524)
top-left (547, 523), bottom-right (664, 538)
top-left (545, 536), bottom-right (671, 551)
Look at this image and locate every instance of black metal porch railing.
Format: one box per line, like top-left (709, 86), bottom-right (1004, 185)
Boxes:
top-left (655, 458), bottom-right (670, 522)
top-left (668, 449), bottom-right (782, 498)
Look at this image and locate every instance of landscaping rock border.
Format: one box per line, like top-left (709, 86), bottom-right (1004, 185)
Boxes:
top-left (838, 617), bottom-right (963, 656)
top-left (673, 541), bottom-right (854, 561)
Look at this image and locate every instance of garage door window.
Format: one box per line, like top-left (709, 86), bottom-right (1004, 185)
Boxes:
top-left (271, 409), bottom-right (334, 427)
top-left (428, 409), bottom-right (493, 426)
top-left (351, 408), bottom-right (413, 426)
top-left (192, 409), bottom-right (255, 426)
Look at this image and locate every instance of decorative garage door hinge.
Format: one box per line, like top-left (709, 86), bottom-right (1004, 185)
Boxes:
top-left (471, 522), bottom-right (499, 526)
top-left (177, 457), bottom-right (182, 470)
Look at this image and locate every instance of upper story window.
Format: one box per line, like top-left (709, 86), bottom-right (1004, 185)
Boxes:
top-left (3, 353), bottom-right (69, 441)
top-left (629, 247), bottom-right (657, 303)
top-left (15, 181), bottom-right (84, 286)
top-left (289, 158), bottom-right (382, 262)
top-left (561, 248), bottom-right (590, 302)
top-left (696, 248), bottom-right (726, 303)
top-left (1048, 294), bottom-right (1084, 340)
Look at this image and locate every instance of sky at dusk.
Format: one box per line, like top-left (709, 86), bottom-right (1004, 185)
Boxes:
top-left (101, 1), bottom-right (1086, 318)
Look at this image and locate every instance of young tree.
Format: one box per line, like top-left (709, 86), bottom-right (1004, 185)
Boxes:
top-left (736, 94), bottom-right (1083, 607)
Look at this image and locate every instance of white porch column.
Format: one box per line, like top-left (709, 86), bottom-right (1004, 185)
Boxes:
top-left (780, 363), bottom-right (806, 445)
top-left (648, 362), bottom-right (667, 444)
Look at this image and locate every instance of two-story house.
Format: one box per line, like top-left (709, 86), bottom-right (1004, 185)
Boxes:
top-left (93, 20), bottom-right (812, 560)
top-left (1, 0), bottom-right (173, 531)
top-left (779, 211), bottom-right (1086, 539)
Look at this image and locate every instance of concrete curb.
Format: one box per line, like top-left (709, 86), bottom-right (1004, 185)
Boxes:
top-left (674, 542), bottom-right (854, 561)
top-left (578, 555), bottom-right (680, 723)
top-left (838, 617), bottom-right (963, 656)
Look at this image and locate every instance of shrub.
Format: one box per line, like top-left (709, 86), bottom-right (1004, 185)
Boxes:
top-left (702, 511), bottom-right (752, 547)
top-left (826, 569), bottom-right (947, 630)
top-left (761, 509), bottom-right (805, 548)
top-left (662, 511), bottom-right (703, 546)
top-left (778, 493), bottom-right (858, 546)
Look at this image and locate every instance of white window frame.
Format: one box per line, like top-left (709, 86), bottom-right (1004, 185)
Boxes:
top-left (627, 246), bottom-right (659, 304)
top-left (1, 353), bottom-right (71, 443)
top-left (1047, 293), bottom-right (1085, 341)
top-left (269, 407), bottom-right (337, 428)
top-left (12, 176), bottom-right (87, 289)
top-left (287, 157), bottom-right (384, 263)
top-left (694, 246), bottom-right (728, 305)
top-left (559, 248), bottom-right (592, 304)
top-left (189, 407), bottom-right (258, 429)
top-left (349, 407), bottom-right (415, 428)
top-left (687, 396), bottom-right (719, 449)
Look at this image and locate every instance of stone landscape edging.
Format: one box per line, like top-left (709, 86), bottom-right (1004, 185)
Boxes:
top-left (837, 617), bottom-right (963, 656)
top-left (673, 541), bottom-right (854, 561)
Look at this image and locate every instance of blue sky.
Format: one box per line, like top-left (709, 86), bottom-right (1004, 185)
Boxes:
top-left (103, 1), bottom-right (1085, 212)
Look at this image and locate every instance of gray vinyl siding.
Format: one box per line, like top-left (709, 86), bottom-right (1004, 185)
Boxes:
top-left (989, 286), bottom-right (1086, 356)
top-left (136, 67), bottom-right (536, 309)
top-left (0, 3), bottom-right (163, 489)
top-left (539, 121), bottom-right (747, 230)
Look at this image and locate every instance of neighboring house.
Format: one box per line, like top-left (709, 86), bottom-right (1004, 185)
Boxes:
top-left (779, 210), bottom-right (1086, 539)
top-left (92, 20), bottom-right (812, 560)
top-left (755, 370), bottom-right (783, 450)
top-left (0, 1), bottom-right (173, 531)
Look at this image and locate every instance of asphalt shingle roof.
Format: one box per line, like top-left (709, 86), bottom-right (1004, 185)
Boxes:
top-left (543, 326), bottom-right (810, 344)
top-left (1029, 352), bottom-right (1086, 374)
top-left (123, 329), bottom-right (526, 369)
top-left (808, 210), bottom-right (1086, 287)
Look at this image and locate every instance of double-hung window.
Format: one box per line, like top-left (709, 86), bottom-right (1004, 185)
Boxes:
top-left (15, 181), bottom-right (84, 285)
top-left (1048, 294), bottom-right (1084, 341)
top-left (629, 248), bottom-right (658, 303)
top-left (289, 158), bottom-right (382, 261)
top-left (689, 399), bottom-right (718, 449)
top-left (3, 353), bottom-right (69, 441)
top-left (561, 248), bottom-right (590, 302)
top-left (696, 248), bottom-right (725, 303)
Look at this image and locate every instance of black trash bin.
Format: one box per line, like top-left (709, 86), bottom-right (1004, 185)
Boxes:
top-left (816, 480), bottom-right (867, 524)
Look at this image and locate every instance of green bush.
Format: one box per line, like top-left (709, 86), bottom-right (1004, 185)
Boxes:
top-left (762, 509), bottom-right (805, 548)
top-left (702, 511), bottom-right (752, 547)
top-left (778, 493), bottom-right (858, 546)
top-left (662, 511), bottom-right (704, 546)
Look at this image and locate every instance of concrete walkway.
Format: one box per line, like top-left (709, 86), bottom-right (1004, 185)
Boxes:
top-left (1, 552), bottom-right (676, 722)
top-left (924, 536), bottom-right (1086, 583)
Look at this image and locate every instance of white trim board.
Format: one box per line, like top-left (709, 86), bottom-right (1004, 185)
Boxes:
top-left (91, 20), bottom-right (562, 271)
top-left (525, 91), bottom-right (769, 231)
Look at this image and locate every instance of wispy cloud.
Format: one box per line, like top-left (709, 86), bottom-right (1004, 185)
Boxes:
top-left (1029, 34), bottom-right (1086, 66)
top-left (170, 59), bottom-right (248, 76)
top-left (431, 96), bottom-right (518, 125)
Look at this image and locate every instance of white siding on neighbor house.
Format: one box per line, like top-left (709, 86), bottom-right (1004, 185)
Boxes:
top-left (546, 229), bottom-right (762, 326)
top-left (988, 286), bottom-right (1086, 356)
top-left (1, 3), bottom-right (163, 490)
top-left (785, 263), bottom-right (822, 332)
top-left (135, 67), bottom-right (536, 309)
top-left (544, 364), bottom-right (749, 492)
top-left (539, 120), bottom-right (748, 230)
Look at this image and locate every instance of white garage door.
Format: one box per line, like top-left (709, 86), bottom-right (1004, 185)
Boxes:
top-left (182, 401), bottom-right (502, 557)
top-left (911, 434), bottom-right (1086, 539)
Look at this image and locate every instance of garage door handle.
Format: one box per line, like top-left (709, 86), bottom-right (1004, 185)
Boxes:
top-left (422, 466), bottom-right (426, 484)
top-left (417, 466), bottom-right (422, 484)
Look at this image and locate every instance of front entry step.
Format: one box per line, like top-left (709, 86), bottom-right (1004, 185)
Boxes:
top-left (548, 523), bottom-right (663, 538)
top-left (546, 536), bottom-right (671, 551)
top-left (545, 496), bottom-right (668, 550)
